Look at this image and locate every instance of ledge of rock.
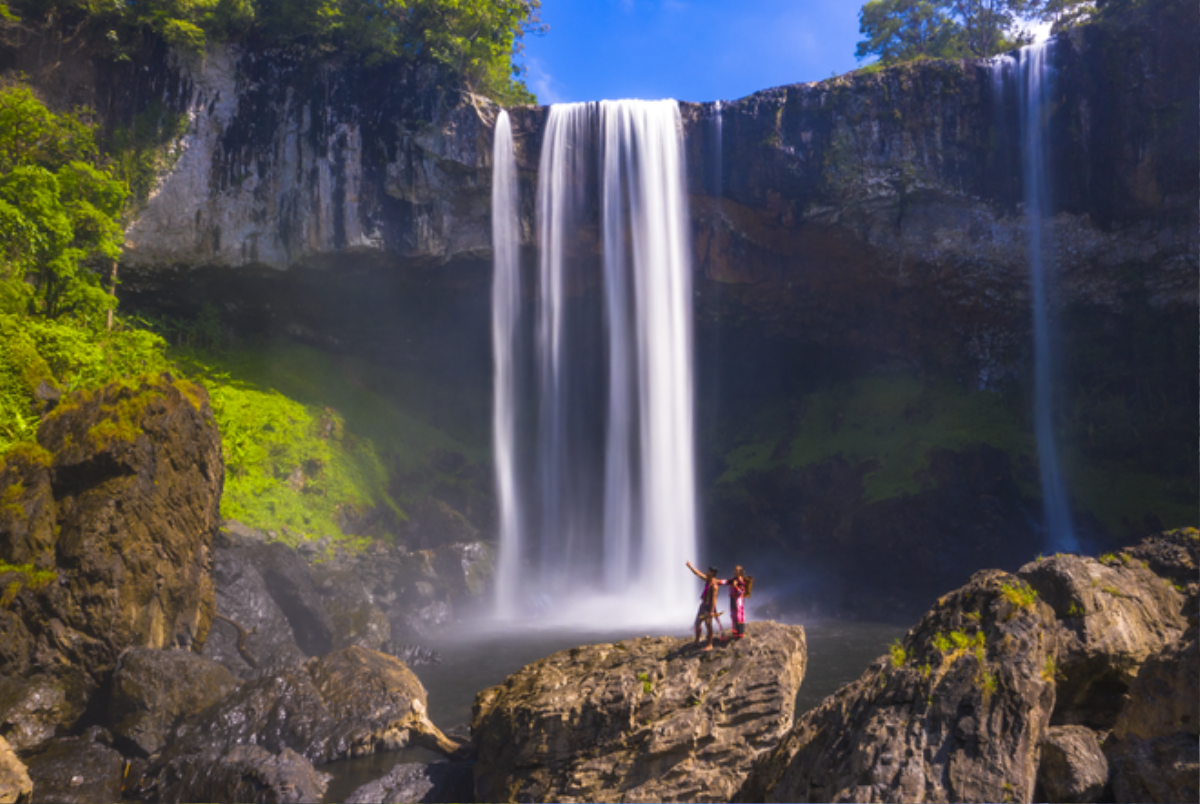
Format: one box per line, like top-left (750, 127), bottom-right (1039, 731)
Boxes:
top-left (471, 621), bottom-right (806, 803)
top-left (739, 570), bottom-right (1059, 803)
top-left (0, 735), bottom-right (31, 804)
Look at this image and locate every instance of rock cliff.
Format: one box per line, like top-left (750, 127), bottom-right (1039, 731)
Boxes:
top-left (471, 621), bottom-right (806, 803)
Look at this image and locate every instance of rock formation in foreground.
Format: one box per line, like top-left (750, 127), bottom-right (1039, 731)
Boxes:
top-left (0, 374), bottom-right (222, 733)
top-left (471, 621), bottom-right (806, 803)
top-left (738, 529), bottom-right (1197, 803)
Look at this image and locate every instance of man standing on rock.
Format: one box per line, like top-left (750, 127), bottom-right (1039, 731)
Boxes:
top-left (686, 560), bottom-right (724, 651)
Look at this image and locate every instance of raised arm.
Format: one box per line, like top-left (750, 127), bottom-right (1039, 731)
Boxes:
top-left (686, 560), bottom-right (706, 580)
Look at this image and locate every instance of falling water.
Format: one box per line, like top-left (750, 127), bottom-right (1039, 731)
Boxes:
top-left (491, 111), bottom-right (523, 617)
top-left (1019, 41), bottom-right (1078, 553)
top-left (494, 100), bottom-right (697, 625)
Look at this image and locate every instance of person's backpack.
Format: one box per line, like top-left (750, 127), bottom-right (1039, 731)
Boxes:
top-left (744, 576), bottom-right (754, 598)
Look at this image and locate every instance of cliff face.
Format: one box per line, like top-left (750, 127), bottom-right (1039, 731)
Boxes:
top-left (2, 1), bottom-right (1194, 611)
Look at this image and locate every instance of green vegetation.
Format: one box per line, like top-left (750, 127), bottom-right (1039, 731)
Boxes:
top-left (999, 580), bottom-right (1038, 609)
top-left (889, 638), bottom-right (908, 667)
top-left (637, 671), bottom-right (653, 694)
top-left (855, 0), bottom-right (1097, 66)
top-left (0, 561), bottom-right (57, 607)
top-left (717, 374), bottom-right (1033, 504)
top-left (10, 0), bottom-right (543, 104)
top-left (1041, 654), bottom-right (1058, 682)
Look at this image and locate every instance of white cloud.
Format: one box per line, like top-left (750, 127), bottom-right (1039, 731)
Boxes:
top-left (525, 57), bottom-right (566, 105)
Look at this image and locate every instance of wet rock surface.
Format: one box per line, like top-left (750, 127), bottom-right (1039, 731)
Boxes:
top-left (0, 735), bottom-right (31, 804)
top-left (108, 647), bottom-right (239, 757)
top-left (344, 761), bottom-right (473, 804)
top-left (739, 570), bottom-right (1058, 803)
top-left (152, 744), bottom-right (330, 804)
top-left (143, 646), bottom-right (459, 798)
top-left (472, 621), bottom-right (806, 803)
top-left (21, 736), bottom-right (125, 804)
top-left (0, 676), bottom-right (78, 753)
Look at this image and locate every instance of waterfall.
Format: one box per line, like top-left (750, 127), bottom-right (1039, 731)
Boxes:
top-left (1019, 40), bottom-right (1078, 553)
top-left (491, 111), bottom-right (523, 617)
top-left (493, 99), bottom-right (698, 625)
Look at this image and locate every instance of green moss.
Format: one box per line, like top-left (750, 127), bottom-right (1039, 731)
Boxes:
top-left (889, 638), bottom-right (907, 667)
top-left (0, 560), bottom-right (57, 607)
top-left (999, 581), bottom-right (1038, 610)
top-left (718, 374), bottom-right (1033, 504)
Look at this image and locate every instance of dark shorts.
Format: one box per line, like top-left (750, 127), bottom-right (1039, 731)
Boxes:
top-left (695, 601), bottom-right (715, 625)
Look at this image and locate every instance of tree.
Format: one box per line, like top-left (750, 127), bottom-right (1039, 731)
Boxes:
top-left (857, 0), bottom-right (1044, 64)
top-left (0, 87), bottom-right (127, 319)
top-left (1037, 0), bottom-right (1096, 33)
top-left (857, 0), bottom-right (960, 63)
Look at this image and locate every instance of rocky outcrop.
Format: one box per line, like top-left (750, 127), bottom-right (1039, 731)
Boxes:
top-left (1017, 545), bottom-right (1188, 727)
top-left (108, 647), bottom-right (240, 757)
top-left (345, 761), bottom-right (473, 804)
top-left (739, 570), bottom-right (1058, 803)
top-left (0, 736), bottom-right (31, 804)
top-left (142, 645), bottom-right (459, 800)
top-left (1104, 626), bottom-right (1199, 803)
top-left (472, 621), bottom-right (806, 803)
top-left (0, 375), bottom-right (222, 736)
top-left (0, 676), bottom-right (78, 754)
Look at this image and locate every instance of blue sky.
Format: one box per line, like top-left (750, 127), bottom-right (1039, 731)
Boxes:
top-left (519, 1), bottom-right (867, 105)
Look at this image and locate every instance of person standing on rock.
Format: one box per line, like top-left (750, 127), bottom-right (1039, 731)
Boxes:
top-left (686, 560), bottom-right (724, 651)
top-left (725, 566), bottom-right (750, 639)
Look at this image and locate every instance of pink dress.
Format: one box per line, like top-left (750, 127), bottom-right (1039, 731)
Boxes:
top-left (727, 577), bottom-right (747, 626)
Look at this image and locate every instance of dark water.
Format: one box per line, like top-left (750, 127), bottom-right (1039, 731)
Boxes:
top-left (322, 618), bottom-right (904, 801)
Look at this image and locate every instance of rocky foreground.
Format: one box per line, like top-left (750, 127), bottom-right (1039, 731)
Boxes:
top-left (472, 622), bottom-right (806, 803)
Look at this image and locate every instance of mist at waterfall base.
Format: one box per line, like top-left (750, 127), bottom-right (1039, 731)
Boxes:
top-left (491, 100), bottom-right (699, 628)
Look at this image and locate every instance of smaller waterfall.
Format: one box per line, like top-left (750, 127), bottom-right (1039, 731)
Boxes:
top-left (1019, 40), bottom-right (1078, 553)
top-left (491, 111), bottom-right (523, 616)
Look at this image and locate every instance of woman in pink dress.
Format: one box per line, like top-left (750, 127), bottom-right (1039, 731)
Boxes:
top-left (726, 566), bottom-right (749, 638)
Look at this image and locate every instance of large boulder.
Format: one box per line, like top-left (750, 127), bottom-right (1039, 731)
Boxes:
top-left (142, 646), bottom-right (459, 798)
top-left (0, 675), bottom-right (79, 753)
top-left (739, 570), bottom-right (1059, 803)
top-left (108, 647), bottom-right (240, 757)
top-left (471, 621), bottom-right (806, 803)
top-left (21, 736), bottom-right (125, 804)
top-left (151, 744), bottom-right (330, 804)
top-left (1035, 725), bottom-right (1109, 803)
top-left (0, 735), bottom-right (31, 804)
top-left (1017, 550), bottom-right (1186, 727)
top-left (202, 539), bottom-right (308, 677)
top-left (0, 376), bottom-right (222, 700)
top-left (1104, 626), bottom-right (1199, 803)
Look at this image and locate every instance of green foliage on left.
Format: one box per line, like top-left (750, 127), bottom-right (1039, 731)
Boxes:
top-left (0, 86), bottom-right (128, 320)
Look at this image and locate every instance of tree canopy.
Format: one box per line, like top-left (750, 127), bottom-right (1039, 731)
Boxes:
top-left (0, 87), bottom-right (126, 319)
top-left (7, 0), bottom-right (544, 104)
top-left (856, 0), bottom-right (1096, 64)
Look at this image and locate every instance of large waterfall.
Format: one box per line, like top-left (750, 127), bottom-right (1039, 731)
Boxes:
top-left (493, 100), bottom-right (698, 625)
top-left (1017, 40), bottom-right (1078, 553)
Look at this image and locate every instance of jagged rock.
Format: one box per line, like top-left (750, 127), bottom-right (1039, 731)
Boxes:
top-left (202, 545), bottom-right (307, 677)
top-left (144, 646), bottom-right (458, 797)
top-left (244, 541), bottom-right (337, 657)
top-left (22, 736), bottom-right (125, 804)
top-left (108, 647), bottom-right (239, 757)
top-left (381, 643), bottom-right (442, 666)
top-left (324, 586), bottom-right (392, 652)
top-left (472, 621), bottom-right (806, 803)
top-left (1125, 528), bottom-right (1199, 600)
top-left (151, 744), bottom-right (330, 804)
top-left (1105, 626), bottom-right (1199, 804)
top-left (345, 761), bottom-right (473, 804)
top-left (0, 376), bottom-right (221, 698)
top-left (739, 570), bottom-right (1058, 803)
top-left (0, 735), bottom-right (31, 804)
top-left (1018, 551), bottom-right (1186, 727)
top-left (0, 676), bottom-right (78, 753)
top-left (1036, 725), bottom-right (1109, 803)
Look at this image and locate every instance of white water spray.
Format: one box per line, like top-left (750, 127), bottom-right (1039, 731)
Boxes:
top-left (1019, 41), bottom-right (1078, 553)
top-left (493, 100), bottom-right (698, 626)
top-left (491, 111), bottom-right (523, 617)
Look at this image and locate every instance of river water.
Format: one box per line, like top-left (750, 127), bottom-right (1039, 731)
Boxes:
top-left (322, 617), bottom-right (904, 801)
